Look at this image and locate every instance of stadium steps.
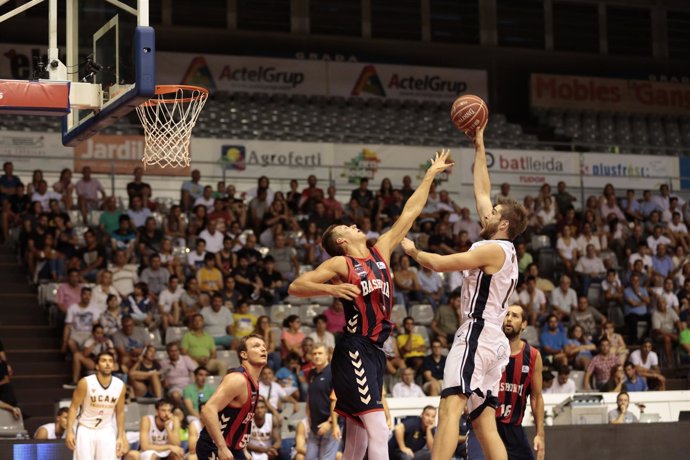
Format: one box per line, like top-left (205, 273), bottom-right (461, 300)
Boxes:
top-left (0, 246), bottom-right (69, 435)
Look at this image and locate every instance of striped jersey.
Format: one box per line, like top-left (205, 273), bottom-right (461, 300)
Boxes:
top-left (199, 366), bottom-right (259, 451)
top-left (496, 341), bottom-right (539, 425)
top-left (342, 246), bottom-right (394, 347)
top-left (460, 239), bottom-right (518, 329)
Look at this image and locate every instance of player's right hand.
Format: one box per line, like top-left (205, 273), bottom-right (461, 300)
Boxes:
top-left (401, 238), bottom-right (417, 256)
top-left (425, 149), bottom-right (454, 177)
top-left (65, 431), bottom-right (76, 451)
top-left (402, 447), bottom-right (415, 457)
top-left (329, 283), bottom-right (361, 300)
top-left (218, 445), bottom-right (235, 460)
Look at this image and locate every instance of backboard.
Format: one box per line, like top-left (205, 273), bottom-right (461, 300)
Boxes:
top-left (0, 0), bottom-right (155, 146)
top-left (63, 0), bottom-right (155, 146)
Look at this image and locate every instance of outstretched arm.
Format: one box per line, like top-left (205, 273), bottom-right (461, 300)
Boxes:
top-left (530, 353), bottom-right (545, 460)
top-left (375, 150), bottom-right (453, 259)
top-left (401, 238), bottom-right (504, 273)
top-left (472, 125), bottom-right (492, 227)
top-left (288, 257), bottom-right (360, 300)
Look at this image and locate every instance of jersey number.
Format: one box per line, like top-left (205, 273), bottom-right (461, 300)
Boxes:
top-left (238, 433), bottom-right (249, 449)
top-left (501, 278), bottom-right (518, 309)
top-left (499, 404), bottom-right (512, 419)
top-left (94, 418), bottom-right (102, 428)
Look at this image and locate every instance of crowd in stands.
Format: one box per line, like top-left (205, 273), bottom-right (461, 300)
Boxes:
top-left (2, 159), bottom-right (690, 454)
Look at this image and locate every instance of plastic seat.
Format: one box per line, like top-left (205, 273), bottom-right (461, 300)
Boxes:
top-left (413, 325), bottom-right (431, 348)
top-left (217, 350), bottom-right (240, 370)
top-left (391, 304), bottom-right (407, 328)
top-left (124, 403), bottom-right (141, 431)
top-left (164, 327), bottom-right (188, 345)
top-left (270, 304), bottom-right (299, 325)
top-left (248, 304), bottom-right (266, 318)
top-left (410, 304), bottom-right (434, 326)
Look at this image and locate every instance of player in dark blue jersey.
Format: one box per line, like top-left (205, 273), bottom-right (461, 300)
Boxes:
top-left (196, 335), bottom-right (267, 460)
top-left (289, 150), bottom-right (452, 460)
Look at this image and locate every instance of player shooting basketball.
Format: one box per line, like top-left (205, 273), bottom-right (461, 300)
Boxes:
top-left (288, 150), bottom-right (452, 460)
top-left (402, 124), bottom-right (528, 460)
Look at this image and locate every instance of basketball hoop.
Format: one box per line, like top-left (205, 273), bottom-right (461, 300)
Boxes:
top-left (136, 85), bottom-right (208, 168)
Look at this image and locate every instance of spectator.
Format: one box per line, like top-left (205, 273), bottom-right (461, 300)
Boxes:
top-left (516, 242), bottom-right (533, 275)
top-left (182, 366), bottom-right (214, 418)
top-left (629, 338), bottom-right (666, 391)
top-left (271, 234), bottom-right (299, 282)
top-left (554, 181), bottom-right (577, 215)
top-left (126, 166), bottom-right (151, 207)
top-left (623, 361), bottom-right (648, 392)
top-left (305, 344), bottom-right (339, 460)
top-left (248, 396), bottom-right (281, 460)
top-left (526, 263), bottom-right (555, 295)
top-left (539, 314), bottom-right (568, 368)
top-left (208, 199), bottom-right (233, 231)
top-left (608, 391), bottom-right (638, 424)
top-left (181, 170), bottom-right (203, 212)
top-left (584, 338), bottom-right (619, 391)
top-left (127, 195), bottom-right (152, 229)
top-left (259, 256), bottom-right (288, 305)
top-left (220, 276), bottom-right (242, 308)
top-left (66, 323), bottom-right (114, 389)
top-left (600, 321), bottom-right (628, 365)
top-left (55, 268), bottom-right (83, 319)
top-left (127, 282), bottom-right (155, 329)
top-left (394, 256), bottom-right (421, 308)
top-left (233, 255), bottom-right (263, 302)
top-left (601, 364), bottom-right (626, 393)
top-left (651, 296), bottom-right (681, 366)
top-left (137, 217), bottom-right (164, 263)
top-left (31, 179), bottom-right (62, 212)
top-left (393, 368), bottom-right (425, 398)
top-left (281, 315), bottom-right (305, 361)
top-left (62, 287), bottom-right (98, 356)
top-left (113, 315), bottom-right (151, 368)
top-left (309, 315), bottom-right (335, 351)
top-left (602, 269), bottom-right (624, 311)
top-left (564, 324), bottom-right (595, 370)
top-left (350, 177), bottom-right (374, 210)
top-left (232, 301), bottom-right (258, 340)
top-left (186, 239), bottom-right (207, 274)
top-left (389, 405), bottom-right (436, 460)
top-left (430, 291), bottom-right (461, 348)
top-left (75, 166), bottom-right (105, 222)
top-left (545, 366), bottom-right (576, 394)
top-left (647, 225), bottom-right (673, 254)
top-left (140, 254), bottom-right (170, 297)
top-left (654, 277), bottom-right (680, 316)
top-left (110, 249), bottom-right (138, 298)
top-left (300, 175), bottom-right (324, 207)
top-left (550, 275), bottom-right (577, 321)
top-left (99, 294), bottom-right (124, 338)
top-left (519, 276), bottom-right (547, 326)
top-left (258, 367), bottom-right (298, 418)
top-left (323, 299), bottom-right (345, 337)
top-left (421, 339), bottom-right (446, 396)
top-left (600, 195), bottom-right (625, 223)
top-left (180, 314), bottom-right (224, 375)
top-left (569, 296), bottom-right (606, 341)
top-left (652, 244), bottom-right (674, 279)
top-left (397, 317), bottom-right (427, 371)
top-left (417, 265), bottom-right (444, 310)
top-left (34, 407), bottom-right (68, 439)
top-left (0, 161), bottom-right (22, 205)
top-left (194, 185), bottom-right (215, 212)
top-left (98, 196), bottom-right (122, 236)
top-left (158, 276), bottom-right (182, 331)
top-left (236, 234), bottom-right (262, 266)
top-left (575, 244), bottom-right (606, 295)
top-left (128, 344), bottom-right (163, 398)
top-left (681, 320), bottom-right (690, 363)
top-left (201, 293), bottom-right (235, 349)
top-left (623, 273), bottom-right (651, 342)
top-left (79, 229), bottom-right (107, 282)
top-left (556, 226), bottom-right (579, 275)
top-left (159, 342), bottom-right (197, 408)
top-left (196, 253), bottom-right (223, 294)
top-left (111, 214), bottom-right (138, 259)
top-left (428, 223), bottom-right (455, 255)
top-left (541, 371), bottom-right (555, 393)
top-left (198, 218), bottom-right (223, 254)
top-left (252, 315), bottom-right (281, 371)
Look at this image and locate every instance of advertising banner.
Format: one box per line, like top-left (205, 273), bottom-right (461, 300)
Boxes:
top-left (581, 153), bottom-right (679, 190)
top-left (531, 73), bottom-right (690, 115)
top-left (0, 131), bottom-right (71, 171)
top-left (458, 148), bottom-right (580, 187)
top-left (679, 157), bottom-right (690, 190)
top-left (327, 62), bottom-right (488, 102)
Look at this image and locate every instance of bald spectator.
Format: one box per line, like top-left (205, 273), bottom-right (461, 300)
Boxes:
top-left (575, 244), bottom-right (606, 295)
top-left (551, 275), bottom-right (577, 320)
top-left (392, 368), bottom-right (425, 398)
top-left (652, 296), bottom-right (681, 366)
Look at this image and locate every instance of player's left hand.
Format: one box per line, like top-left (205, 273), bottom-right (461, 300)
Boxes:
top-left (115, 435), bottom-right (128, 457)
top-left (401, 238), bottom-right (417, 256)
top-left (332, 422), bottom-right (341, 440)
top-left (317, 420), bottom-right (331, 436)
top-left (534, 433), bottom-right (545, 460)
top-left (425, 149), bottom-right (454, 177)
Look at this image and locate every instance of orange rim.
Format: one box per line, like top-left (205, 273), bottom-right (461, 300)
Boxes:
top-left (141, 85), bottom-right (209, 106)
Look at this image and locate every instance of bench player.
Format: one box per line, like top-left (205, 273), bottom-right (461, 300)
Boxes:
top-left (288, 150), bottom-right (452, 460)
top-left (402, 124), bottom-right (528, 460)
top-left (196, 334), bottom-right (267, 460)
top-left (66, 351), bottom-right (127, 460)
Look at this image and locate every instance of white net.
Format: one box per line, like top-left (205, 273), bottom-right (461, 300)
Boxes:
top-left (136, 86), bottom-right (208, 168)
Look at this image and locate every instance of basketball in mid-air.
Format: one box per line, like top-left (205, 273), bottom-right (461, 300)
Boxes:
top-left (450, 94), bottom-right (489, 136)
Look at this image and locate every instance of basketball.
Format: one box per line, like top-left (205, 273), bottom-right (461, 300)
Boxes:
top-left (450, 94), bottom-right (489, 135)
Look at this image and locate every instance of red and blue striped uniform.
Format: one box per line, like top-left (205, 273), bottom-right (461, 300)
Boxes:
top-left (496, 341), bottom-right (538, 426)
top-left (343, 246), bottom-right (394, 347)
top-left (197, 367), bottom-right (258, 457)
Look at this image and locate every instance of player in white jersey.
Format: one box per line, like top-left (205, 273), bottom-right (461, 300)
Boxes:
top-left (402, 123), bottom-right (527, 460)
top-left (66, 351), bottom-right (128, 460)
top-left (34, 407), bottom-right (68, 439)
top-left (125, 398), bottom-right (183, 460)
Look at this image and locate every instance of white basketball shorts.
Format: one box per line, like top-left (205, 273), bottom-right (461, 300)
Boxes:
top-left (441, 320), bottom-right (509, 418)
top-left (74, 425), bottom-right (116, 460)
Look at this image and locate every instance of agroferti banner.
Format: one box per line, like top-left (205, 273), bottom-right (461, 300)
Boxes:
top-left (531, 73), bottom-right (690, 115)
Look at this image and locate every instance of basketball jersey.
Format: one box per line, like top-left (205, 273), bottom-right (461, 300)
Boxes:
top-left (78, 374), bottom-right (125, 430)
top-left (249, 413), bottom-right (273, 450)
top-left (496, 341), bottom-right (539, 426)
top-left (147, 415), bottom-right (172, 446)
top-left (199, 366), bottom-right (259, 451)
top-left (35, 422), bottom-right (65, 439)
top-left (460, 240), bottom-right (518, 329)
top-left (343, 246), bottom-right (394, 347)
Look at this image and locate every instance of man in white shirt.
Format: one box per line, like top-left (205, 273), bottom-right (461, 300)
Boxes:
top-left (126, 195), bottom-right (152, 229)
top-left (576, 223), bottom-right (602, 255)
top-left (193, 185), bottom-right (215, 211)
top-left (575, 244), bottom-right (607, 295)
top-left (652, 184), bottom-right (685, 213)
top-left (392, 368), bottom-right (425, 398)
top-left (258, 367), bottom-right (298, 419)
top-left (628, 245), bottom-right (653, 275)
top-left (550, 275), bottom-right (577, 320)
top-left (31, 180), bottom-right (62, 211)
top-left (63, 287), bottom-right (100, 355)
top-left (518, 276), bottom-right (547, 326)
top-left (198, 219), bottom-right (224, 254)
top-left (159, 276), bottom-right (183, 330)
top-left (629, 338), bottom-right (666, 391)
top-left (109, 249), bottom-right (138, 298)
top-left (669, 211), bottom-right (690, 250)
top-left (186, 239), bottom-right (207, 272)
top-left (646, 226), bottom-right (673, 254)
top-left (543, 367), bottom-right (576, 394)
top-left (651, 296), bottom-right (681, 366)
top-left (417, 265), bottom-right (444, 309)
top-left (653, 277), bottom-right (680, 314)
top-left (200, 294), bottom-right (235, 349)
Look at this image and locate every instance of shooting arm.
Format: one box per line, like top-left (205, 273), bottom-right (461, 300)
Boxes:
top-left (472, 128), bottom-right (492, 226)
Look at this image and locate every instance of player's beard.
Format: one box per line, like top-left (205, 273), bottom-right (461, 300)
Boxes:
top-left (503, 324), bottom-right (520, 340)
top-left (480, 219), bottom-right (499, 239)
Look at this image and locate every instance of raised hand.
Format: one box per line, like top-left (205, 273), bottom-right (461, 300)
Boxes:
top-left (425, 149), bottom-right (454, 177)
top-left (401, 238), bottom-right (417, 257)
